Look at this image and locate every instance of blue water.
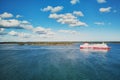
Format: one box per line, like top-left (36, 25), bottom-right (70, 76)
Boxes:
top-left (0, 43), bottom-right (120, 80)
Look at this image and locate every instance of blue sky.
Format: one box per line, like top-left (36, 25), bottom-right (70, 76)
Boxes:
top-left (0, 0), bottom-right (120, 42)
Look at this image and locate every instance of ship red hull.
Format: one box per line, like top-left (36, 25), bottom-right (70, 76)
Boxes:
top-left (80, 47), bottom-right (110, 50)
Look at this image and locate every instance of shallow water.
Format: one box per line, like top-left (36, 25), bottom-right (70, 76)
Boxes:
top-left (0, 43), bottom-right (120, 80)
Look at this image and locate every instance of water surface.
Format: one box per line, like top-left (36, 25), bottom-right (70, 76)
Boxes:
top-left (0, 43), bottom-right (120, 80)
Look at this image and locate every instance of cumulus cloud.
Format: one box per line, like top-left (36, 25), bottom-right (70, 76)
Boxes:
top-left (0, 18), bottom-right (32, 29)
top-left (99, 7), bottom-right (111, 13)
top-left (8, 31), bottom-right (18, 36)
top-left (17, 26), bottom-right (56, 39)
top-left (18, 32), bottom-right (31, 38)
top-left (33, 27), bottom-right (55, 35)
top-left (73, 11), bottom-right (84, 17)
top-left (0, 12), bottom-right (13, 18)
top-left (41, 6), bottom-right (63, 13)
top-left (49, 13), bottom-right (87, 27)
top-left (0, 28), bottom-right (7, 35)
top-left (16, 15), bottom-right (22, 18)
top-left (0, 28), bottom-right (4, 32)
top-left (20, 20), bottom-right (30, 24)
top-left (94, 22), bottom-right (105, 25)
top-left (8, 30), bottom-right (30, 38)
top-left (97, 0), bottom-right (106, 3)
top-left (70, 0), bottom-right (79, 5)
top-left (0, 19), bottom-right (20, 28)
top-left (0, 12), bottom-right (56, 40)
top-left (0, 12), bottom-right (32, 29)
top-left (59, 30), bottom-right (79, 34)
top-left (20, 24), bottom-right (33, 30)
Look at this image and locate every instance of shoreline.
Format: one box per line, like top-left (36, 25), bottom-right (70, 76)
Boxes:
top-left (0, 41), bottom-right (120, 46)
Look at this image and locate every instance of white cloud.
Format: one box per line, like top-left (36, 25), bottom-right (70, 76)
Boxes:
top-left (70, 0), bottom-right (79, 5)
top-left (0, 28), bottom-right (6, 35)
top-left (33, 26), bottom-right (55, 35)
top-left (59, 30), bottom-right (79, 34)
top-left (8, 31), bottom-right (18, 36)
top-left (8, 30), bottom-right (30, 38)
top-left (97, 0), bottom-right (106, 3)
top-left (20, 20), bottom-right (30, 24)
top-left (0, 19), bottom-right (20, 28)
top-left (99, 7), bottom-right (111, 13)
top-left (16, 15), bottom-right (22, 18)
top-left (18, 32), bottom-right (31, 38)
top-left (94, 22), bottom-right (105, 25)
top-left (49, 13), bottom-right (87, 27)
top-left (0, 12), bottom-right (32, 29)
top-left (19, 24), bottom-right (55, 37)
top-left (42, 6), bottom-right (52, 12)
top-left (33, 27), bottom-right (48, 34)
top-left (0, 12), bottom-right (57, 40)
top-left (0, 12), bottom-right (13, 18)
top-left (20, 24), bottom-right (33, 30)
top-left (17, 26), bottom-right (56, 39)
top-left (0, 28), bottom-right (7, 35)
top-left (0, 28), bottom-right (4, 32)
top-left (0, 18), bottom-right (32, 29)
top-left (41, 6), bottom-right (63, 13)
top-left (51, 6), bottom-right (63, 13)
top-left (73, 11), bottom-right (84, 17)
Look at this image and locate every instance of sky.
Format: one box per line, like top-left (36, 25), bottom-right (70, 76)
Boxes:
top-left (0, 0), bottom-right (120, 42)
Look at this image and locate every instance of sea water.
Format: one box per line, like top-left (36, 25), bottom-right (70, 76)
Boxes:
top-left (0, 43), bottom-right (120, 80)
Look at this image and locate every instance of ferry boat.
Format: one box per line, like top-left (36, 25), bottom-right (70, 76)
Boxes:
top-left (80, 43), bottom-right (110, 50)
